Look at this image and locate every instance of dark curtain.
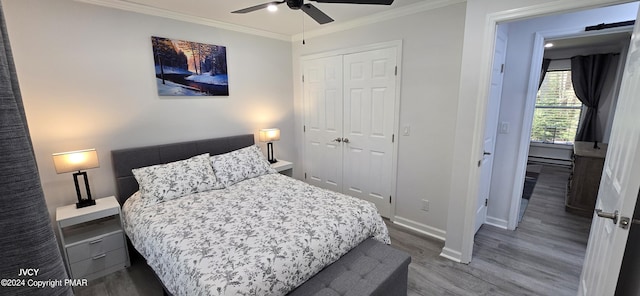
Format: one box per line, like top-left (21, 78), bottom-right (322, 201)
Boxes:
top-left (539, 58), bottom-right (551, 89)
top-left (0, 3), bottom-right (72, 296)
top-left (571, 53), bottom-right (615, 142)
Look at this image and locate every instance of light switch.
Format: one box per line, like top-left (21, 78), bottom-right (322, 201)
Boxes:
top-left (499, 122), bottom-right (510, 134)
top-left (403, 126), bottom-right (410, 136)
top-left (421, 199), bottom-right (429, 212)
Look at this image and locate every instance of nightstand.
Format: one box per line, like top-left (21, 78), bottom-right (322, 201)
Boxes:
top-left (271, 159), bottom-right (293, 177)
top-left (56, 196), bottom-right (130, 281)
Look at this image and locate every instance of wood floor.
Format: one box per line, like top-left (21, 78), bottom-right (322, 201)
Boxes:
top-left (393, 164), bottom-right (592, 295)
top-left (76, 165), bottom-right (592, 296)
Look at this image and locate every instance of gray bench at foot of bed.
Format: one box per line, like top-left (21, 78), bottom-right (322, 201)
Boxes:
top-left (288, 238), bottom-right (411, 296)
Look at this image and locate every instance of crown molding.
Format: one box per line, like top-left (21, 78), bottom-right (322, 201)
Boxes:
top-left (74, 0), bottom-right (291, 41)
top-left (75, 0), bottom-right (466, 43)
top-left (291, 0), bottom-right (466, 42)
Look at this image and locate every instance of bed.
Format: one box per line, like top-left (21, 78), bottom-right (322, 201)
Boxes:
top-left (111, 134), bottom-right (409, 296)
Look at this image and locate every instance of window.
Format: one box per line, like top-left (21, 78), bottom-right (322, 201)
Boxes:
top-left (530, 70), bottom-right (582, 145)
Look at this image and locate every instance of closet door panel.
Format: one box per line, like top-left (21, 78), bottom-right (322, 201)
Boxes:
top-left (303, 56), bottom-right (344, 192)
top-left (343, 47), bottom-right (397, 218)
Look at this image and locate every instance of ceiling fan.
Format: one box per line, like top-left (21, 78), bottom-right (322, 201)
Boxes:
top-left (231, 0), bottom-right (394, 25)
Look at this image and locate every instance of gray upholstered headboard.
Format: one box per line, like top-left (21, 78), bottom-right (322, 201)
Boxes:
top-left (111, 134), bottom-right (254, 205)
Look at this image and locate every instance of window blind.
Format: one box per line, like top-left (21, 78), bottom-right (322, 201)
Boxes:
top-left (531, 70), bottom-right (582, 144)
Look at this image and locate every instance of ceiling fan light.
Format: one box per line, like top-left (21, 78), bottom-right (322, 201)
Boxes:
top-left (267, 4), bottom-right (278, 12)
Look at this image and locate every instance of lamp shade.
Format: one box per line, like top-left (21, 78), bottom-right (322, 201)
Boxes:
top-left (259, 128), bottom-right (280, 142)
top-left (52, 149), bottom-right (99, 174)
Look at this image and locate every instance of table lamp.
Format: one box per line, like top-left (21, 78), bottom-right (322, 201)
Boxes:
top-left (52, 148), bottom-right (99, 208)
top-left (259, 128), bottom-right (280, 163)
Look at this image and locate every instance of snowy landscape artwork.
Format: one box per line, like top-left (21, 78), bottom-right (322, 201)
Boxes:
top-left (151, 36), bottom-right (228, 96)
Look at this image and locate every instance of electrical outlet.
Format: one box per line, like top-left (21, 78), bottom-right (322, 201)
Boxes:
top-left (421, 199), bottom-right (429, 212)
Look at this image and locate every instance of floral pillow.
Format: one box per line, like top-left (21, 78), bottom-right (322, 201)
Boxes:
top-left (210, 145), bottom-right (277, 187)
top-left (132, 153), bottom-right (223, 203)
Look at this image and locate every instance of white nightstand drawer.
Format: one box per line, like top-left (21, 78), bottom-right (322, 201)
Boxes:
top-left (70, 248), bottom-right (127, 278)
top-left (67, 231), bottom-right (124, 263)
top-left (56, 196), bottom-right (130, 281)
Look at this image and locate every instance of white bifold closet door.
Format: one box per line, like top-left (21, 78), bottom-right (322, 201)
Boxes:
top-left (303, 47), bottom-right (397, 218)
top-left (304, 55), bottom-right (344, 194)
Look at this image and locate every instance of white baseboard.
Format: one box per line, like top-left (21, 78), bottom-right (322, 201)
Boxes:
top-left (392, 216), bottom-right (446, 241)
top-left (440, 247), bottom-right (462, 263)
top-left (485, 216), bottom-right (508, 229)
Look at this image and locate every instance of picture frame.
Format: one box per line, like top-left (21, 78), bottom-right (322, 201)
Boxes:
top-left (151, 36), bottom-right (229, 96)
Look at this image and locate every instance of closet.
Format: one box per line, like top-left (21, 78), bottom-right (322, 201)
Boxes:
top-left (302, 45), bottom-right (399, 218)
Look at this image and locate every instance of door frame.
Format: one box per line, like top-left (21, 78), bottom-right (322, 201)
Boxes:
top-left (507, 25), bottom-right (633, 230)
top-left (299, 40), bottom-right (403, 221)
top-left (477, 24), bottom-right (508, 232)
top-left (447, 0), bottom-right (634, 264)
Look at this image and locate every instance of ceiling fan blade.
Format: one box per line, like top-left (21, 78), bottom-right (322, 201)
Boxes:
top-left (311, 0), bottom-right (393, 4)
top-left (301, 3), bottom-right (334, 24)
top-left (232, 1), bottom-right (285, 13)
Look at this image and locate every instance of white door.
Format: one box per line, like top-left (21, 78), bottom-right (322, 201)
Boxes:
top-left (578, 10), bottom-right (640, 295)
top-left (342, 48), bottom-right (397, 218)
top-left (475, 26), bottom-right (508, 234)
top-left (303, 56), bottom-right (344, 192)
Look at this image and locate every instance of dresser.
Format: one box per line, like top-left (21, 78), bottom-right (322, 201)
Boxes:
top-left (566, 141), bottom-right (608, 217)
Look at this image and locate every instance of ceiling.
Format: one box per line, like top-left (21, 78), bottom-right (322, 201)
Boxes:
top-left (546, 31), bottom-right (632, 51)
top-left (82, 0), bottom-right (431, 39)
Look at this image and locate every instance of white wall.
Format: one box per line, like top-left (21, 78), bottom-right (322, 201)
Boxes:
top-left (291, 2), bottom-right (466, 239)
top-left (487, 3), bottom-right (638, 229)
top-left (444, 0), bottom-right (635, 263)
top-left (2, 0), bottom-right (294, 223)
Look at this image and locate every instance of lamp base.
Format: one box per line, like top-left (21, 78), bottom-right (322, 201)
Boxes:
top-left (76, 199), bottom-right (96, 209)
top-left (266, 142), bottom-right (277, 164)
top-left (73, 171), bottom-right (95, 208)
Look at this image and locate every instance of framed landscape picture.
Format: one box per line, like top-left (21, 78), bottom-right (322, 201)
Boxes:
top-left (151, 36), bottom-right (229, 96)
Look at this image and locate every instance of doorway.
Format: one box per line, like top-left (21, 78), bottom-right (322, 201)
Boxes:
top-left (478, 2), bottom-right (639, 233)
top-left (518, 31), bottom-right (631, 223)
top-left (474, 1), bottom-right (640, 293)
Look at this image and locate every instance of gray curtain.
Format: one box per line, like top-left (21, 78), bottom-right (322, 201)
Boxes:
top-left (539, 58), bottom-right (551, 89)
top-left (571, 53), bottom-right (615, 142)
top-left (0, 3), bottom-right (72, 296)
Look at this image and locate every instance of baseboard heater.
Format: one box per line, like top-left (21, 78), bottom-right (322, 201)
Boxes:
top-left (528, 155), bottom-right (572, 167)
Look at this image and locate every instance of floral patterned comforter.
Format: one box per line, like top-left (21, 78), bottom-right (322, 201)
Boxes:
top-left (122, 173), bottom-right (390, 296)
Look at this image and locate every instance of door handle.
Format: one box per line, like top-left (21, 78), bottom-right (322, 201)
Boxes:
top-left (595, 209), bottom-right (619, 224)
top-left (483, 151), bottom-right (491, 156)
top-left (332, 137), bottom-right (342, 143)
top-left (620, 216), bottom-right (640, 229)
top-left (342, 138), bottom-right (350, 143)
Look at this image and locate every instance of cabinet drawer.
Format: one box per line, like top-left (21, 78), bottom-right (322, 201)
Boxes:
top-left (70, 248), bottom-right (127, 278)
top-left (67, 232), bottom-right (124, 263)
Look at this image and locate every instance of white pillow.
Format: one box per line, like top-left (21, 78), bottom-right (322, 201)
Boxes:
top-left (210, 145), bottom-right (276, 187)
top-left (132, 153), bottom-right (222, 203)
